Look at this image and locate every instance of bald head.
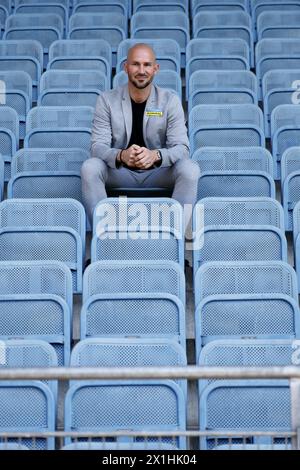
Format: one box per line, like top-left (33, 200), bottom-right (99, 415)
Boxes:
top-left (127, 43), bottom-right (156, 63)
top-left (124, 43), bottom-right (159, 91)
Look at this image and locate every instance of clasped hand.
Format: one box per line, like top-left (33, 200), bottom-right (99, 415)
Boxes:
top-left (121, 144), bottom-right (157, 169)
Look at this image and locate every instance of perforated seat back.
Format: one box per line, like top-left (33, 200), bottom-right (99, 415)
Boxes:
top-left (195, 260), bottom-right (298, 305)
top-left (65, 380), bottom-right (186, 449)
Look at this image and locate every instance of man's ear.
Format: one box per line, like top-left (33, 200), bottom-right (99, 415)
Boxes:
top-left (154, 63), bottom-right (160, 75)
top-left (124, 61), bottom-right (128, 74)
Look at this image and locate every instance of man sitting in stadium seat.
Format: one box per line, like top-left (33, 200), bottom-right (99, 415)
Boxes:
top-left (81, 43), bottom-right (200, 227)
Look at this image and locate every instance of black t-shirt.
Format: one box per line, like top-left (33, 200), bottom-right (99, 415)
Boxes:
top-left (127, 98), bottom-right (146, 148)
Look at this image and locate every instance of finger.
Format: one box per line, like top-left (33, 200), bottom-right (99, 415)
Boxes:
top-left (134, 159), bottom-right (146, 167)
top-left (134, 147), bottom-right (145, 156)
top-left (134, 151), bottom-right (148, 162)
top-left (136, 159), bottom-right (152, 169)
top-left (135, 157), bottom-right (148, 166)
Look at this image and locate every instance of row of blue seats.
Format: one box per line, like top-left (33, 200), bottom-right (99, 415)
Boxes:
top-left (1, 36), bottom-right (299, 94)
top-left (0, 337), bottom-right (296, 449)
top-left (2, 6), bottom-right (299, 38)
top-left (1, 0), bottom-right (299, 16)
top-left (1, 196), bottom-right (300, 290)
top-left (2, 144), bottom-right (300, 232)
top-left (0, 377), bottom-right (292, 450)
top-left (34, 65), bottom-right (299, 145)
top-left (0, 376), bottom-right (186, 449)
top-left (0, 65), bottom-right (297, 156)
top-left (0, 101), bottom-right (299, 180)
top-left (0, 376), bottom-right (294, 450)
top-left (0, 8), bottom-right (300, 67)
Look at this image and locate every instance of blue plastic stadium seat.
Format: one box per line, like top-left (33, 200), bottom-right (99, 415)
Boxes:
top-left (73, 0), bottom-right (128, 17)
top-left (0, 70), bottom-right (32, 139)
top-left (194, 260), bottom-right (299, 307)
top-left (65, 380), bottom-right (186, 448)
top-left (48, 39), bottom-right (112, 85)
top-left (0, 294), bottom-right (71, 365)
top-left (252, 0), bottom-right (300, 40)
top-left (271, 104), bottom-right (300, 180)
top-left (83, 260), bottom-right (185, 306)
top-left (262, 70), bottom-right (300, 138)
top-left (38, 69), bottom-right (108, 106)
top-left (257, 11), bottom-right (300, 43)
top-left (192, 147), bottom-right (273, 174)
top-left (68, 13), bottom-right (127, 66)
top-left (256, 39), bottom-right (300, 100)
top-left (133, 0), bottom-right (188, 14)
top-left (283, 171), bottom-right (300, 232)
top-left (193, 11), bottom-right (254, 66)
top-left (71, 338), bottom-right (187, 396)
top-left (0, 381), bottom-right (55, 450)
top-left (11, 148), bottom-right (89, 175)
top-left (196, 171), bottom-right (275, 201)
top-left (281, 147), bottom-right (300, 184)
top-left (199, 380), bottom-right (291, 449)
top-left (4, 13), bottom-right (64, 67)
top-left (0, 106), bottom-right (19, 182)
top-left (24, 105), bottom-right (93, 150)
top-left (189, 104), bottom-right (265, 153)
top-left (0, 226), bottom-right (82, 292)
top-left (199, 339), bottom-right (295, 391)
top-left (0, 198), bottom-right (85, 292)
top-left (195, 197), bottom-right (284, 229)
top-left (186, 39), bottom-right (250, 99)
top-left (0, 198), bottom-right (86, 248)
top-left (131, 12), bottom-right (189, 65)
top-left (8, 172), bottom-right (82, 203)
top-left (14, 0), bottom-right (69, 33)
top-left (196, 293), bottom-right (300, 351)
top-left (0, 259), bottom-right (73, 312)
top-left (92, 198), bottom-right (184, 268)
top-left (191, 0), bottom-right (249, 15)
top-left (188, 70), bottom-right (258, 112)
top-left (0, 40), bottom-right (43, 102)
top-left (81, 293), bottom-right (186, 345)
top-left (193, 225), bottom-right (287, 278)
top-left (0, 339), bottom-right (58, 401)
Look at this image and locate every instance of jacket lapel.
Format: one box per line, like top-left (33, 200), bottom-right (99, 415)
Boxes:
top-left (143, 85), bottom-right (156, 146)
top-left (121, 85), bottom-right (132, 147)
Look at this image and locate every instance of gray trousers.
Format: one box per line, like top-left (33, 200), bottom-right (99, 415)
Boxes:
top-left (81, 157), bottom-right (200, 224)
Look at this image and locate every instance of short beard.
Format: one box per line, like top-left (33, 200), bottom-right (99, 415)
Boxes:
top-left (130, 76), bottom-right (154, 89)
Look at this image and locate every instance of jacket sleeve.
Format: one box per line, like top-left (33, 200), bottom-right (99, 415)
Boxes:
top-left (90, 93), bottom-right (120, 169)
top-left (158, 93), bottom-right (190, 167)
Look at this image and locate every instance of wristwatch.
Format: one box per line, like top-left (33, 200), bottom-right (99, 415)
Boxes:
top-left (154, 150), bottom-right (162, 167)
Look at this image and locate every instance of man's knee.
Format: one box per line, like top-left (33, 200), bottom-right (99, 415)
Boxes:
top-left (81, 158), bottom-right (107, 181)
top-left (174, 159), bottom-right (200, 181)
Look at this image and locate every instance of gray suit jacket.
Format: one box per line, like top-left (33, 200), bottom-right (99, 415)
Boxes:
top-left (91, 84), bottom-right (190, 169)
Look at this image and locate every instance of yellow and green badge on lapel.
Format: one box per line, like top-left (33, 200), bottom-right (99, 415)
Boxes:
top-left (146, 109), bottom-right (163, 117)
